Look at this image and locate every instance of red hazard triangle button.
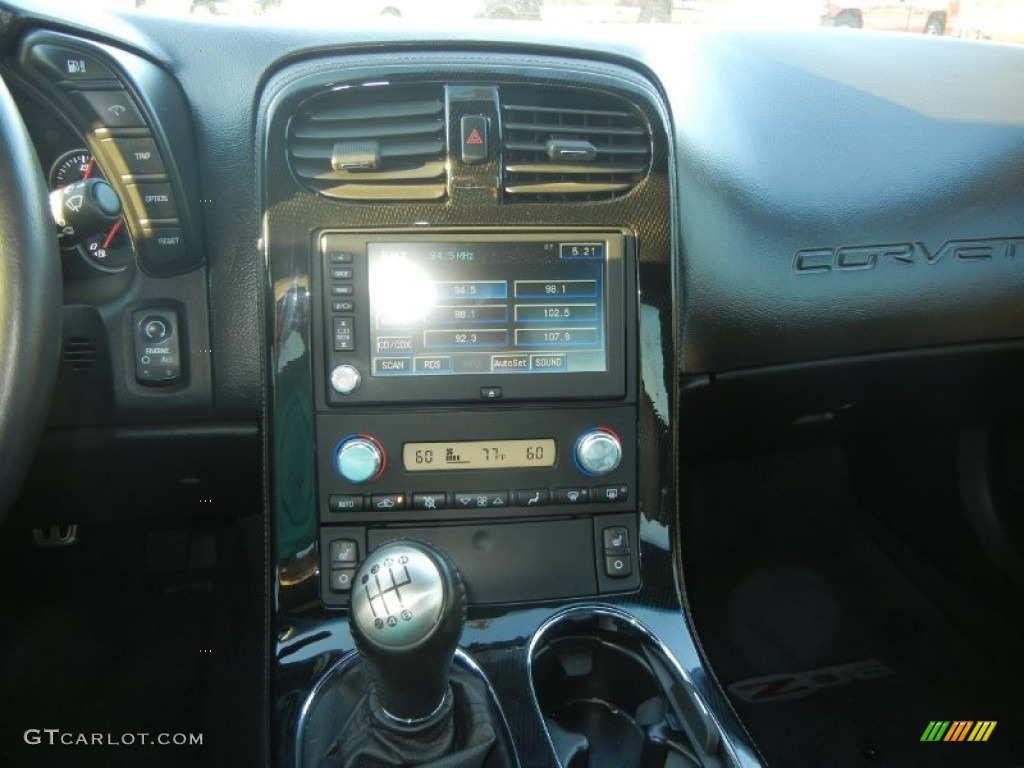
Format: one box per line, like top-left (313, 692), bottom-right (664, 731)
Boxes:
top-left (460, 115), bottom-right (488, 164)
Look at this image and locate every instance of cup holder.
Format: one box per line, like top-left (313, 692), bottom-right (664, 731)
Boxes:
top-left (529, 609), bottom-right (718, 768)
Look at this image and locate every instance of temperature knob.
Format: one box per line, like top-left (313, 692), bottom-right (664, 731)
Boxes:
top-left (574, 428), bottom-right (622, 477)
top-left (335, 436), bottom-right (384, 484)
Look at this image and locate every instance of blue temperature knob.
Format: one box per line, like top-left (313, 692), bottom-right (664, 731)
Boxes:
top-left (335, 436), bottom-right (384, 484)
top-left (574, 428), bottom-right (622, 477)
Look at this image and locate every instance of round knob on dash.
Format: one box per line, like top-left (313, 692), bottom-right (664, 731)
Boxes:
top-left (574, 427), bottom-right (623, 477)
top-left (330, 363), bottom-right (361, 395)
top-left (334, 435), bottom-right (384, 484)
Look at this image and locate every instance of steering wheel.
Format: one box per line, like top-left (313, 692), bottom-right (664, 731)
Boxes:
top-left (0, 74), bottom-right (62, 525)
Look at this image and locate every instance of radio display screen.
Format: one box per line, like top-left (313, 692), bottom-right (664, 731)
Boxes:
top-left (366, 240), bottom-right (608, 378)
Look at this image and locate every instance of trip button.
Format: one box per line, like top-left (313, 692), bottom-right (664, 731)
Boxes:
top-left (69, 90), bottom-right (145, 130)
top-left (98, 136), bottom-right (165, 177)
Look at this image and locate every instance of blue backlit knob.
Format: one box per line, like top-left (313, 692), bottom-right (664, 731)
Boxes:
top-left (335, 436), bottom-right (384, 484)
top-left (574, 428), bottom-right (622, 477)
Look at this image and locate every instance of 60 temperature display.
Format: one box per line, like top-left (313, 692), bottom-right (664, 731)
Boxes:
top-left (403, 439), bottom-right (557, 471)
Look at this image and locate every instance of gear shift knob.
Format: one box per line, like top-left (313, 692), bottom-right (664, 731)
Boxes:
top-left (349, 540), bottom-right (466, 723)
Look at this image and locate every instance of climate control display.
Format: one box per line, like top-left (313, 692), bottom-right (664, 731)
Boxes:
top-left (403, 439), bottom-right (556, 471)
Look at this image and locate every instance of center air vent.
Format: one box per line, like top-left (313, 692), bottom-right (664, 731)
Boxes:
top-left (287, 85), bottom-right (447, 202)
top-left (501, 87), bottom-right (651, 203)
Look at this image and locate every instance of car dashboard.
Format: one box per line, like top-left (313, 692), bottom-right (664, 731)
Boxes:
top-left (2, 3), bottom-right (1024, 767)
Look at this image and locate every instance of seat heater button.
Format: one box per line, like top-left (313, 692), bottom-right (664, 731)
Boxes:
top-left (329, 539), bottom-right (359, 565)
top-left (602, 526), bottom-right (630, 554)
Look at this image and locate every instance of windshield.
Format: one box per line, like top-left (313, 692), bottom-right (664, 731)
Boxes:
top-left (29, 0), bottom-right (1024, 43)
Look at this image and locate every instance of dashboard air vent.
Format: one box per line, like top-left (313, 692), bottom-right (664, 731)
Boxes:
top-left (501, 87), bottom-right (651, 202)
top-left (288, 85), bottom-right (447, 202)
top-left (63, 337), bottom-right (97, 371)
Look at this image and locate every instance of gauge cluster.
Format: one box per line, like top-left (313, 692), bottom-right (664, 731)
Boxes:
top-left (49, 148), bottom-right (133, 273)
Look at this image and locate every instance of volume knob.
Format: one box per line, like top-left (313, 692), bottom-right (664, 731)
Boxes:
top-left (574, 427), bottom-right (622, 477)
top-left (335, 436), bottom-right (384, 484)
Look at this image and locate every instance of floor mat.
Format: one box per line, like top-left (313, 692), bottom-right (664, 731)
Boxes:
top-left (683, 446), bottom-right (1024, 768)
top-left (0, 521), bottom-right (259, 768)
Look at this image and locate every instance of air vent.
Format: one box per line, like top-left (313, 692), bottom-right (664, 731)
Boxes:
top-left (288, 85), bottom-right (447, 202)
top-left (501, 87), bottom-right (651, 202)
top-left (63, 337), bottom-right (97, 371)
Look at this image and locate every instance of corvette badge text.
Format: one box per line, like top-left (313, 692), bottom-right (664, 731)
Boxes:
top-left (23, 729), bottom-right (203, 747)
top-left (793, 237), bottom-right (1024, 274)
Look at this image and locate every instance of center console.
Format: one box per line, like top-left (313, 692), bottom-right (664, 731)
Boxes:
top-left (311, 230), bottom-right (641, 607)
top-left (264, 52), bottom-right (761, 768)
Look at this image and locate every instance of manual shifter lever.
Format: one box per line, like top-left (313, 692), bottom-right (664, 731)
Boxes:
top-left (349, 540), bottom-right (467, 723)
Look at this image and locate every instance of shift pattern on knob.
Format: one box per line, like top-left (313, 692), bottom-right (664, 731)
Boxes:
top-left (349, 540), bottom-right (467, 723)
top-left (351, 546), bottom-right (444, 649)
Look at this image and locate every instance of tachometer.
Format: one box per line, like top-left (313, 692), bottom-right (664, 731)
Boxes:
top-left (49, 148), bottom-right (99, 188)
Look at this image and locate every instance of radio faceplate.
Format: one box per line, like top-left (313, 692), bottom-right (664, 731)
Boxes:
top-left (316, 231), bottom-right (630, 405)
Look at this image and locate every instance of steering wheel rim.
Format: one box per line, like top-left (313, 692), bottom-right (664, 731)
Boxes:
top-left (0, 73), bottom-right (62, 525)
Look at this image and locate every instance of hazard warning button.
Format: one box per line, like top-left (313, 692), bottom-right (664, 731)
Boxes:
top-left (460, 115), bottom-right (489, 164)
